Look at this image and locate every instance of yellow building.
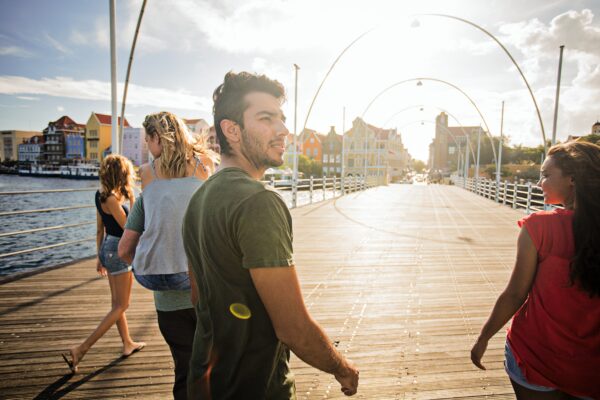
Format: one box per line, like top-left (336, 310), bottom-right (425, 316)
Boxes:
top-left (1, 130), bottom-right (41, 162)
top-left (85, 113), bottom-right (130, 163)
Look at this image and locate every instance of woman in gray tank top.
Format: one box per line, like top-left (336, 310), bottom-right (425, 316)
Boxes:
top-left (118, 111), bottom-right (217, 399)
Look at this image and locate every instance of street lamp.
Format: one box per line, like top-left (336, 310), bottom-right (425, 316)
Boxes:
top-left (292, 64), bottom-right (300, 208)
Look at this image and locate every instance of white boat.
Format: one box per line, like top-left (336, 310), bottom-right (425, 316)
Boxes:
top-left (59, 164), bottom-right (99, 180)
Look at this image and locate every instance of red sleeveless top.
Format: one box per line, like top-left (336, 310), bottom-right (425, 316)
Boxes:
top-left (507, 209), bottom-right (600, 398)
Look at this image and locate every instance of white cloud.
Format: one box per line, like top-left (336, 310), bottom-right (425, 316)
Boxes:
top-left (17, 96), bottom-right (39, 101)
top-left (44, 33), bottom-right (70, 55)
top-left (57, 105), bottom-right (65, 112)
top-left (0, 75), bottom-right (212, 112)
top-left (0, 45), bottom-right (34, 58)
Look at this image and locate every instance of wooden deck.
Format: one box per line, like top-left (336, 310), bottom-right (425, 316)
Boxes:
top-left (0, 184), bottom-right (524, 399)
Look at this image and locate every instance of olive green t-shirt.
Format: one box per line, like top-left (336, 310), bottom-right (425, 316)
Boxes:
top-left (182, 167), bottom-right (296, 399)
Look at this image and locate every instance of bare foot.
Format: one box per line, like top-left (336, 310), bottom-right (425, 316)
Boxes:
top-left (62, 346), bottom-right (83, 373)
top-left (122, 341), bottom-right (146, 357)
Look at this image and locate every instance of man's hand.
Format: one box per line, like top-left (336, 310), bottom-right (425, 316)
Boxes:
top-left (96, 257), bottom-right (107, 277)
top-left (334, 359), bottom-right (359, 396)
top-left (470, 337), bottom-right (488, 370)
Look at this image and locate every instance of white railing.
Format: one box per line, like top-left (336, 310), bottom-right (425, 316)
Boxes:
top-left (452, 175), bottom-right (549, 214)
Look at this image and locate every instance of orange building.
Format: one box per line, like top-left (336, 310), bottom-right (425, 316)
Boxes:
top-left (300, 128), bottom-right (326, 163)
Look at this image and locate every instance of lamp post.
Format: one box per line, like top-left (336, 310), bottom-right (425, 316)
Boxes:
top-left (341, 106), bottom-right (346, 194)
top-left (109, 0), bottom-right (118, 154)
top-left (551, 45), bottom-right (565, 146)
top-left (496, 101), bottom-right (505, 202)
top-left (292, 64), bottom-right (300, 208)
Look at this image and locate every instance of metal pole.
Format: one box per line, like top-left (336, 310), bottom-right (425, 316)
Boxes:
top-left (109, 0), bottom-right (118, 155)
top-left (363, 121), bottom-right (368, 186)
top-left (496, 101), bottom-right (504, 202)
top-left (341, 106), bottom-right (346, 194)
top-left (120, 0), bottom-right (147, 152)
top-left (475, 126), bottom-right (482, 193)
top-left (551, 45), bottom-right (565, 147)
top-left (292, 64), bottom-right (300, 208)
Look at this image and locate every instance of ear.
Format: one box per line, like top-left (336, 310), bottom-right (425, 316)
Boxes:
top-left (220, 119), bottom-right (241, 145)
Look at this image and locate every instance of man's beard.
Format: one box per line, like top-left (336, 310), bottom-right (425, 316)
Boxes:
top-left (240, 128), bottom-right (284, 170)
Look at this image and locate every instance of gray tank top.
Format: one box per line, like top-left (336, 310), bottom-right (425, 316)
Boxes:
top-left (133, 158), bottom-right (205, 275)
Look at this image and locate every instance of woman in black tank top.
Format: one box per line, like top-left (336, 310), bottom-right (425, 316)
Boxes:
top-left (61, 155), bottom-right (145, 373)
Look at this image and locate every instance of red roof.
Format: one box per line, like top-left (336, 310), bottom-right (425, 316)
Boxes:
top-left (94, 113), bottom-right (131, 127)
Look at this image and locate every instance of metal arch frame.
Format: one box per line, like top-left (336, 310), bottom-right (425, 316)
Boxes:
top-left (301, 13), bottom-right (546, 153)
top-left (360, 77), bottom-right (498, 167)
top-left (381, 104), bottom-right (477, 165)
top-left (418, 13), bottom-right (547, 151)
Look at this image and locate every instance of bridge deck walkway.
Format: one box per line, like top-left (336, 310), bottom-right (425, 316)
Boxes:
top-left (0, 184), bottom-right (523, 399)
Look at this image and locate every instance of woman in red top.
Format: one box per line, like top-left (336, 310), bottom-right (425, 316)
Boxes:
top-left (470, 141), bottom-right (600, 399)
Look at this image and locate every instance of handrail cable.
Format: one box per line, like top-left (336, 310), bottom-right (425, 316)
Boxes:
top-left (0, 236), bottom-right (95, 259)
top-left (0, 205), bottom-right (94, 217)
top-left (0, 221), bottom-right (95, 238)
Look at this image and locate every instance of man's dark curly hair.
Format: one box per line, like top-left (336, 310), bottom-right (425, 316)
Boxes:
top-left (212, 71), bottom-right (286, 156)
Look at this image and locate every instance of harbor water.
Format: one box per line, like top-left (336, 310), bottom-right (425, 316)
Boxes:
top-left (0, 174), bottom-right (331, 277)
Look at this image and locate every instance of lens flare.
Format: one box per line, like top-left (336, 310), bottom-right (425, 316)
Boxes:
top-left (229, 303), bottom-right (251, 320)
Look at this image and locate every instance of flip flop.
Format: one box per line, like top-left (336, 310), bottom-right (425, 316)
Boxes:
top-left (122, 343), bottom-right (146, 358)
top-left (61, 352), bottom-right (78, 374)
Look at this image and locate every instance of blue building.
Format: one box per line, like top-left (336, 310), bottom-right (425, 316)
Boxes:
top-left (65, 134), bottom-right (85, 159)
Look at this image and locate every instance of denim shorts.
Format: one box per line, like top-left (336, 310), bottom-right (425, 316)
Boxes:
top-left (133, 271), bottom-right (190, 291)
top-left (99, 235), bottom-right (132, 276)
top-left (504, 342), bottom-right (591, 399)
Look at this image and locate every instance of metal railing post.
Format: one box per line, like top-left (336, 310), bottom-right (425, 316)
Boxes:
top-left (270, 176), bottom-right (275, 188)
top-left (292, 173), bottom-right (298, 208)
top-left (503, 180), bottom-right (507, 205)
top-left (526, 182), bottom-right (532, 214)
top-left (512, 182), bottom-right (517, 209)
top-left (323, 174), bottom-right (327, 200)
top-left (333, 175), bottom-right (337, 198)
top-left (309, 176), bottom-right (314, 204)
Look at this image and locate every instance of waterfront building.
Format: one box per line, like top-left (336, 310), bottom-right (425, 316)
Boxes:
top-left (428, 112), bottom-right (481, 173)
top-left (343, 117), bottom-right (409, 183)
top-left (321, 126), bottom-right (343, 176)
top-left (42, 116), bottom-right (85, 163)
top-left (17, 135), bottom-right (44, 163)
top-left (301, 128), bottom-right (326, 163)
top-left (85, 113), bottom-right (130, 164)
top-left (1, 130), bottom-right (41, 162)
top-left (592, 121), bottom-right (600, 135)
top-left (122, 127), bottom-right (148, 167)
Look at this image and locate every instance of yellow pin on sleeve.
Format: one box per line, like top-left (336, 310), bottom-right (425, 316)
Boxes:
top-left (229, 303), bottom-right (252, 320)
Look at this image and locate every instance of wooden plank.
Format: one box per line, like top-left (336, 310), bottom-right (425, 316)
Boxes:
top-left (0, 184), bottom-right (523, 399)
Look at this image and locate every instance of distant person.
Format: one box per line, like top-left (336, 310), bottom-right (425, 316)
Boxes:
top-left (205, 125), bottom-right (221, 154)
top-left (182, 71), bottom-right (359, 399)
top-left (62, 154), bottom-right (145, 374)
top-left (470, 141), bottom-right (600, 399)
top-left (118, 111), bottom-right (215, 399)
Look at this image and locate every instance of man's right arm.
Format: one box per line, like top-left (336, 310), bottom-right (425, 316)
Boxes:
top-left (250, 266), bottom-right (359, 396)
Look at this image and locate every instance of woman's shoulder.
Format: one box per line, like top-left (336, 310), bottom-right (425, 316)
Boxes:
top-left (518, 209), bottom-right (571, 228)
top-left (139, 162), bottom-right (155, 187)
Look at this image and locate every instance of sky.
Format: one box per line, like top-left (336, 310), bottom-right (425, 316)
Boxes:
top-left (1, 0), bottom-right (599, 161)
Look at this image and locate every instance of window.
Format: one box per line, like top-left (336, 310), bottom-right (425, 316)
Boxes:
top-left (88, 130), bottom-right (98, 138)
top-left (323, 154), bottom-right (329, 163)
top-left (448, 146), bottom-right (456, 155)
top-left (348, 159), bottom-right (354, 167)
top-left (90, 141), bottom-right (98, 149)
top-left (310, 137), bottom-right (315, 144)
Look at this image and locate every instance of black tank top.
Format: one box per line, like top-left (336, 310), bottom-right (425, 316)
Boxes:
top-left (95, 190), bottom-right (129, 238)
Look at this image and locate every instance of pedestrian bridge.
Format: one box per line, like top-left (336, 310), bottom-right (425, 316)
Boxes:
top-left (0, 183), bottom-right (523, 399)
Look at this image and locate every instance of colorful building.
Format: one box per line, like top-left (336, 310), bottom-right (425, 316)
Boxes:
top-left (18, 135), bottom-right (44, 163)
top-left (42, 116), bottom-right (85, 163)
top-left (428, 112), bottom-right (481, 173)
top-left (321, 126), bottom-right (343, 176)
top-left (85, 113), bottom-right (130, 164)
top-left (122, 127), bottom-right (148, 167)
top-left (1, 130), bottom-right (41, 162)
top-left (183, 118), bottom-right (210, 138)
top-left (300, 128), bottom-right (326, 162)
top-left (343, 117), bottom-right (409, 184)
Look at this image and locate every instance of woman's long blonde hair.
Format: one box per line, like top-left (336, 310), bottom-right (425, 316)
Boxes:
top-left (99, 154), bottom-right (135, 203)
top-left (143, 111), bottom-right (216, 179)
